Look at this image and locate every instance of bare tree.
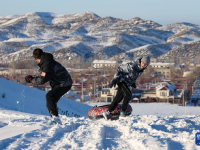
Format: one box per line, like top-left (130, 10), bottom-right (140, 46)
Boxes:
top-left (195, 54), bottom-right (200, 65)
top-left (9, 59), bottom-right (37, 69)
top-left (170, 51), bottom-right (176, 63)
top-left (133, 53), bottom-right (138, 61)
top-left (137, 65), bottom-right (154, 83)
top-left (170, 66), bottom-right (183, 81)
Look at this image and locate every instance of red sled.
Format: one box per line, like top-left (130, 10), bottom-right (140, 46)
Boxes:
top-left (88, 104), bottom-right (132, 120)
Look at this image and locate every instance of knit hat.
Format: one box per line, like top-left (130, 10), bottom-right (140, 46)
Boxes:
top-left (141, 56), bottom-right (150, 66)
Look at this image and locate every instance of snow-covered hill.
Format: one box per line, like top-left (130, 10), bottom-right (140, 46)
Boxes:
top-left (0, 78), bottom-right (200, 149)
top-left (0, 78), bottom-right (91, 116)
top-left (0, 12), bottom-right (200, 63)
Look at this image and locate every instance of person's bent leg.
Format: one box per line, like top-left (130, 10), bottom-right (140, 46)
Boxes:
top-left (46, 86), bottom-right (71, 117)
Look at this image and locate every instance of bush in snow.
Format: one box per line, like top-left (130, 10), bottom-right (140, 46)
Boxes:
top-left (2, 93), bottom-right (5, 98)
top-left (58, 108), bottom-right (80, 118)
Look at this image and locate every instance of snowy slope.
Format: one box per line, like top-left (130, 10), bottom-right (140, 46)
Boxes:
top-left (0, 78), bottom-right (200, 149)
top-left (0, 78), bottom-right (91, 116)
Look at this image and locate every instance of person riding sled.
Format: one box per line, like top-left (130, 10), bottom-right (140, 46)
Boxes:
top-left (25, 48), bottom-right (73, 125)
top-left (103, 56), bottom-right (150, 120)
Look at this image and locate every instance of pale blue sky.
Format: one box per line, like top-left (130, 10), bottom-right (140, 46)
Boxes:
top-left (0, 0), bottom-right (199, 25)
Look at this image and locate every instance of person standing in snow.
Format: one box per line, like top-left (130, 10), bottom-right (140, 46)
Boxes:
top-left (25, 48), bottom-right (73, 125)
top-left (103, 56), bottom-right (150, 120)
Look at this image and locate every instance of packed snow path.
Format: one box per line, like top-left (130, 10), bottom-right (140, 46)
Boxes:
top-left (0, 112), bottom-right (199, 150)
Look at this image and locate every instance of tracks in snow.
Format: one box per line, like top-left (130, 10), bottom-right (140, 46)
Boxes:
top-left (0, 114), bottom-right (200, 150)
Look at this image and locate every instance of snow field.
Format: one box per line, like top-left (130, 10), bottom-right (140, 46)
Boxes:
top-left (0, 78), bottom-right (200, 149)
top-left (1, 111), bottom-right (200, 150)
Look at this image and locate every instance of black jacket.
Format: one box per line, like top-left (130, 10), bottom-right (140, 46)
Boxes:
top-left (31, 52), bottom-right (73, 88)
top-left (114, 57), bottom-right (147, 87)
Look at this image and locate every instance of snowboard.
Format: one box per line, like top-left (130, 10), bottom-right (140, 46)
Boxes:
top-left (88, 104), bottom-right (132, 120)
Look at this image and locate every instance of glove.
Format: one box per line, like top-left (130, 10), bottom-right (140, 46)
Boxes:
top-left (131, 83), bottom-right (136, 89)
top-left (25, 75), bottom-right (33, 83)
top-left (110, 77), bottom-right (119, 88)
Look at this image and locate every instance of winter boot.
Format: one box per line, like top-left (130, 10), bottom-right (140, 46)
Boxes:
top-left (120, 111), bottom-right (126, 117)
top-left (103, 109), bottom-right (112, 120)
top-left (47, 116), bottom-right (62, 125)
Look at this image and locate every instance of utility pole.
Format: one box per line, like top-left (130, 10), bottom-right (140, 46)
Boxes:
top-left (183, 81), bottom-right (188, 106)
top-left (81, 78), bottom-right (84, 102)
top-left (185, 81), bottom-right (187, 106)
top-left (93, 77), bottom-right (97, 97)
top-left (81, 77), bottom-right (87, 102)
top-left (149, 82), bottom-right (150, 90)
top-left (192, 83), bottom-right (194, 94)
top-left (183, 84), bottom-right (185, 106)
top-left (94, 78), bottom-right (95, 97)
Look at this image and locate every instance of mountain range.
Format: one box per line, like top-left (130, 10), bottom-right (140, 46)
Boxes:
top-left (0, 12), bottom-right (200, 64)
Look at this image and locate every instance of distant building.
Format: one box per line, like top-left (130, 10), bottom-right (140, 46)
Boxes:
top-left (150, 62), bottom-right (173, 78)
top-left (156, 82), bottom-right (176, 99)
top-left (100, 82), bottom-right (184, 104)
top-left (100, 88), bottom-right (117, 102)
top-left (150, 62), bottom-right (183, 78)
top-left (140, 82), bottom-right (183, 104)
top-left (100, 88), bottom-right (144, 103)
top-left (150, 62), bottom-right (175, 68)
top-left (92, 60), bottom-right (118, 69)
top-left (71, 82), bottom-right (88, 94)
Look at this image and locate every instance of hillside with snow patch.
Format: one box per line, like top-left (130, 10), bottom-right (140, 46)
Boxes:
top-left (0, 12), bottom-right (200, 63)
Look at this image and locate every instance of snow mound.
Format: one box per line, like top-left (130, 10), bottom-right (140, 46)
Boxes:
top-left (0, 78), bottom-right (91, 117)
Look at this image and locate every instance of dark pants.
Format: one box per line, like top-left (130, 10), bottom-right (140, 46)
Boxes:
top-left (108, 82), bottom-right (132, 112)
top-left (46, 85), bottom-right (71, 117)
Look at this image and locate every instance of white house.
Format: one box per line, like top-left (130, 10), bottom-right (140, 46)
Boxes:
top-left (92, 60), bottom-right (118, 69)
top-left (100, 88), bottom-right (117, 102)
top-left (150, 62), bottom-right (175, 68)
top-left (140, 82), bottom-right (183, 104)
top-left (156, 82), bottom-right (176, 98)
